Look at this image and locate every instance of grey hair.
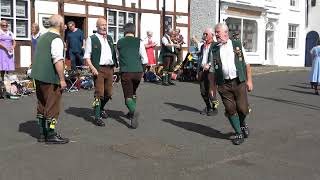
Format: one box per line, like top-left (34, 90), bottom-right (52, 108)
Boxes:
top-left (48, 14), bottom-right (64, 28)
top-left (215, 23), bottom-right (229, 32)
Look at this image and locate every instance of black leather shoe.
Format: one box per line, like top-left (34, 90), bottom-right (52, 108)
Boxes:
top-left (45, 134), bottom-right (69, 144)
top-left (241, 125), bottom-right (250, 138)
top-left (162, 82), bottom-right (170, 86)
top-left (168, 80), bottom-right (175, 85)
top-left (100, 110), bottom-right (108, 119)
top-left (207, 108), bottom-right (218, 116)
top-left (127, 112), bottom-right (139, 129)
top-left (37, 134), bottom-right (46, 142)
top-left (232, 133), bottom-right (244, 145)
top-left (200, 107), bottom-right (210, 115)
top-left (94, 117), bottom-right (105, 127)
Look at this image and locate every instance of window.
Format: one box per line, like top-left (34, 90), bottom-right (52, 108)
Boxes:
top-left (164, 15), bottom-right (173, 33)
top-left (311, 0), bottom-right (316, 7)
top-left (0, 0), bottom-right (30, 39)
top-left (287, 24), bottom-right (298, 50)
top-left (107, 10), bottom-right (137, 42)
top-left (290, 0), bottom-right (297, 7)
top-left (226, 17), bottom-right (258, 52)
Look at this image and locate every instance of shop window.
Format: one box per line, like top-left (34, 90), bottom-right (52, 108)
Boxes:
top-left (0, 0), bottom-right (30, 39)
top-left (226, 17), bottom-right (257, 52)
top-left (287, 24), bottom-right (298, 50)
top-left (107, 10), bottom-right (137, 42)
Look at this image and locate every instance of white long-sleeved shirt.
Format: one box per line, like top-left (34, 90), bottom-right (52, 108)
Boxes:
top-left (220, 39), bottom-right (248, 79)
top-left (83, 33), bottom-right (114, 65)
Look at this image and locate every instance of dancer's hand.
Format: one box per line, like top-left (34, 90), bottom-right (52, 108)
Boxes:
top-left (60, 80), bottom-right (67, 89)
top-left (91, 67), bottom-right (98, 76)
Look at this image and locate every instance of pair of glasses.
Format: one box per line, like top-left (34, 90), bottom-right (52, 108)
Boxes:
top-left (1, 25), bottom-right (8, 27)
top-left (203, 33), bottom-right (208, 36)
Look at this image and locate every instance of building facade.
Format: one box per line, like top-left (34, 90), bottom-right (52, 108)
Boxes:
top-left (305, 0), bottom-right (320, 67)
top-left (0, 0), bottom-right (191, 68)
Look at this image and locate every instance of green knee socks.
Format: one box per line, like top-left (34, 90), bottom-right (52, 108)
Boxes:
top-left (125, 98), bottom-right (136, 113)
top-left (228, 114), bottom-right (242, 134)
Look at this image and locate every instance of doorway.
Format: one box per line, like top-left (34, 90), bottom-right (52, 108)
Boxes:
top-left (64, 16), bottom-right (86, 69)
top-left (265, 30), bottom-right (274, 64)
top-left (305, 31), bottom-right (319, 67)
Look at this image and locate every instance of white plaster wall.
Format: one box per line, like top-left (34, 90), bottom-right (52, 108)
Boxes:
top-left (88, 18), bottom-right (98, 37)
top-left (125, 0), bottom-right (139, 8)
top-left (176, 0), bottom-right (189, 13)
top-left (307, 0), bottom-right (320, 34)
top-left (141, 0), bottom-right (157, 10)
top-left (108, 0), bottom-right (122, 6)
top-left (176, 16), bottom-right (188, 24)
top-left (20, 46), bottom-right (31, 67)
top-left (141, 13), bottom-right (161, 44)
top-left (35, 1), bottom-right (58, 34)
top-left (276, 0), bottom-right (306, 67)
top-left (88, 6), bottom-right (105, 16)
top-left (64, 3), bottom-right (86, 14)
top-left (86, 0), bottom-right (104, 3)
top-left (159, 0), bottom-right (174, 12)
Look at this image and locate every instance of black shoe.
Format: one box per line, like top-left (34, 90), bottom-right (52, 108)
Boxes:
top-left (200, 107), bottom-right (210, 115)
top-left (37, 134), bottom-right (46, 142)
top-left (241, 125), bottom-right (250, 138)
top-left (162, 82), bottom-right (170, 86)
top-left (100, 110), bottom-right (108, 119)
top-left (168, 80), bottom-right (175, 85)
top-left (45, 133), bottom-right (69, 144)
top-left (231, 133), bottom-right (244, 145)
top-left (94, 117), bottom-right (105, 127)
top-left (207, 108), bottom-right (218, 116)
top-left (127, 112), bottom-right (139, 129)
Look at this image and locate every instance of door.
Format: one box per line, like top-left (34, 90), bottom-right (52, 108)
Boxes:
top-left (265, 31), bottom-right (274, 64)
top-left (305, 31), bottom-right (319, 67)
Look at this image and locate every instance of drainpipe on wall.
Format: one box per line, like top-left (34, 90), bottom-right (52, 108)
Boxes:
top-left (162, 0), bottom-right (166, 35)
top-left (218, 0), bottom-right (221, 22)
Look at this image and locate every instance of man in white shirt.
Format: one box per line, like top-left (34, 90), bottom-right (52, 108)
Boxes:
top-left (84, 18), bottom-right (118, 127)
top-left (209, 23), bottom-right (253, 145)
top-left (197, 28), bottom-right (219, 116)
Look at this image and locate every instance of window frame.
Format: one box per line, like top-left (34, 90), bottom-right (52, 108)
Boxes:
top-left (0, 0), bottom-right (30, 40)
top-left (107, 9), bottom-right (138, 43)
top-left (287, 24), bottom-right (299, 50)
top-left (225, 17), bottom-right (258, 53)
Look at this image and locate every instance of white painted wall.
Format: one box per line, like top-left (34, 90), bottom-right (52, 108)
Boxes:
top-left (125, 0), bottom-right (139, 8)
top-left (86, 0), bottom-right (104, 3)
top-left (20, 46), bottom-right (31, 67)
top-left (141, 13), bottom-right (161, 43)
top-left (88, 6), bottom-right (105, 16)
top-left (108, 0), bottom-right (122, 6)
top-left (176, 0), bottom-right (189, 13)
top-left (307, 0), bottom-right (320, 34)
top-left (35, 1), bottom-right (58, 34)
top-left (64, 3), bottom-right (86, 14)
top-left (88, 18), bottom-right (99, 37)
top-left (176, 16), bottom-right (188, 24)
top-left (159, 0), bottom-right (174, 12)
top-left (276, 0), bottom-right (306, 67)
top-left (141, 0), bottom-right (157, 10)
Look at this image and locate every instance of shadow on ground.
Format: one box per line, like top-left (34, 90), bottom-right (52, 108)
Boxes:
top-left (64, 107), bottom-right (131, 128)
top-left (162, 119), bottom-right (232, 140)
top-left (250, 94), bottom-right (320, 111)
top-left (164, 102), bottom-right (201, 113)
top-left (18, 120), bottom-right (39, 139)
